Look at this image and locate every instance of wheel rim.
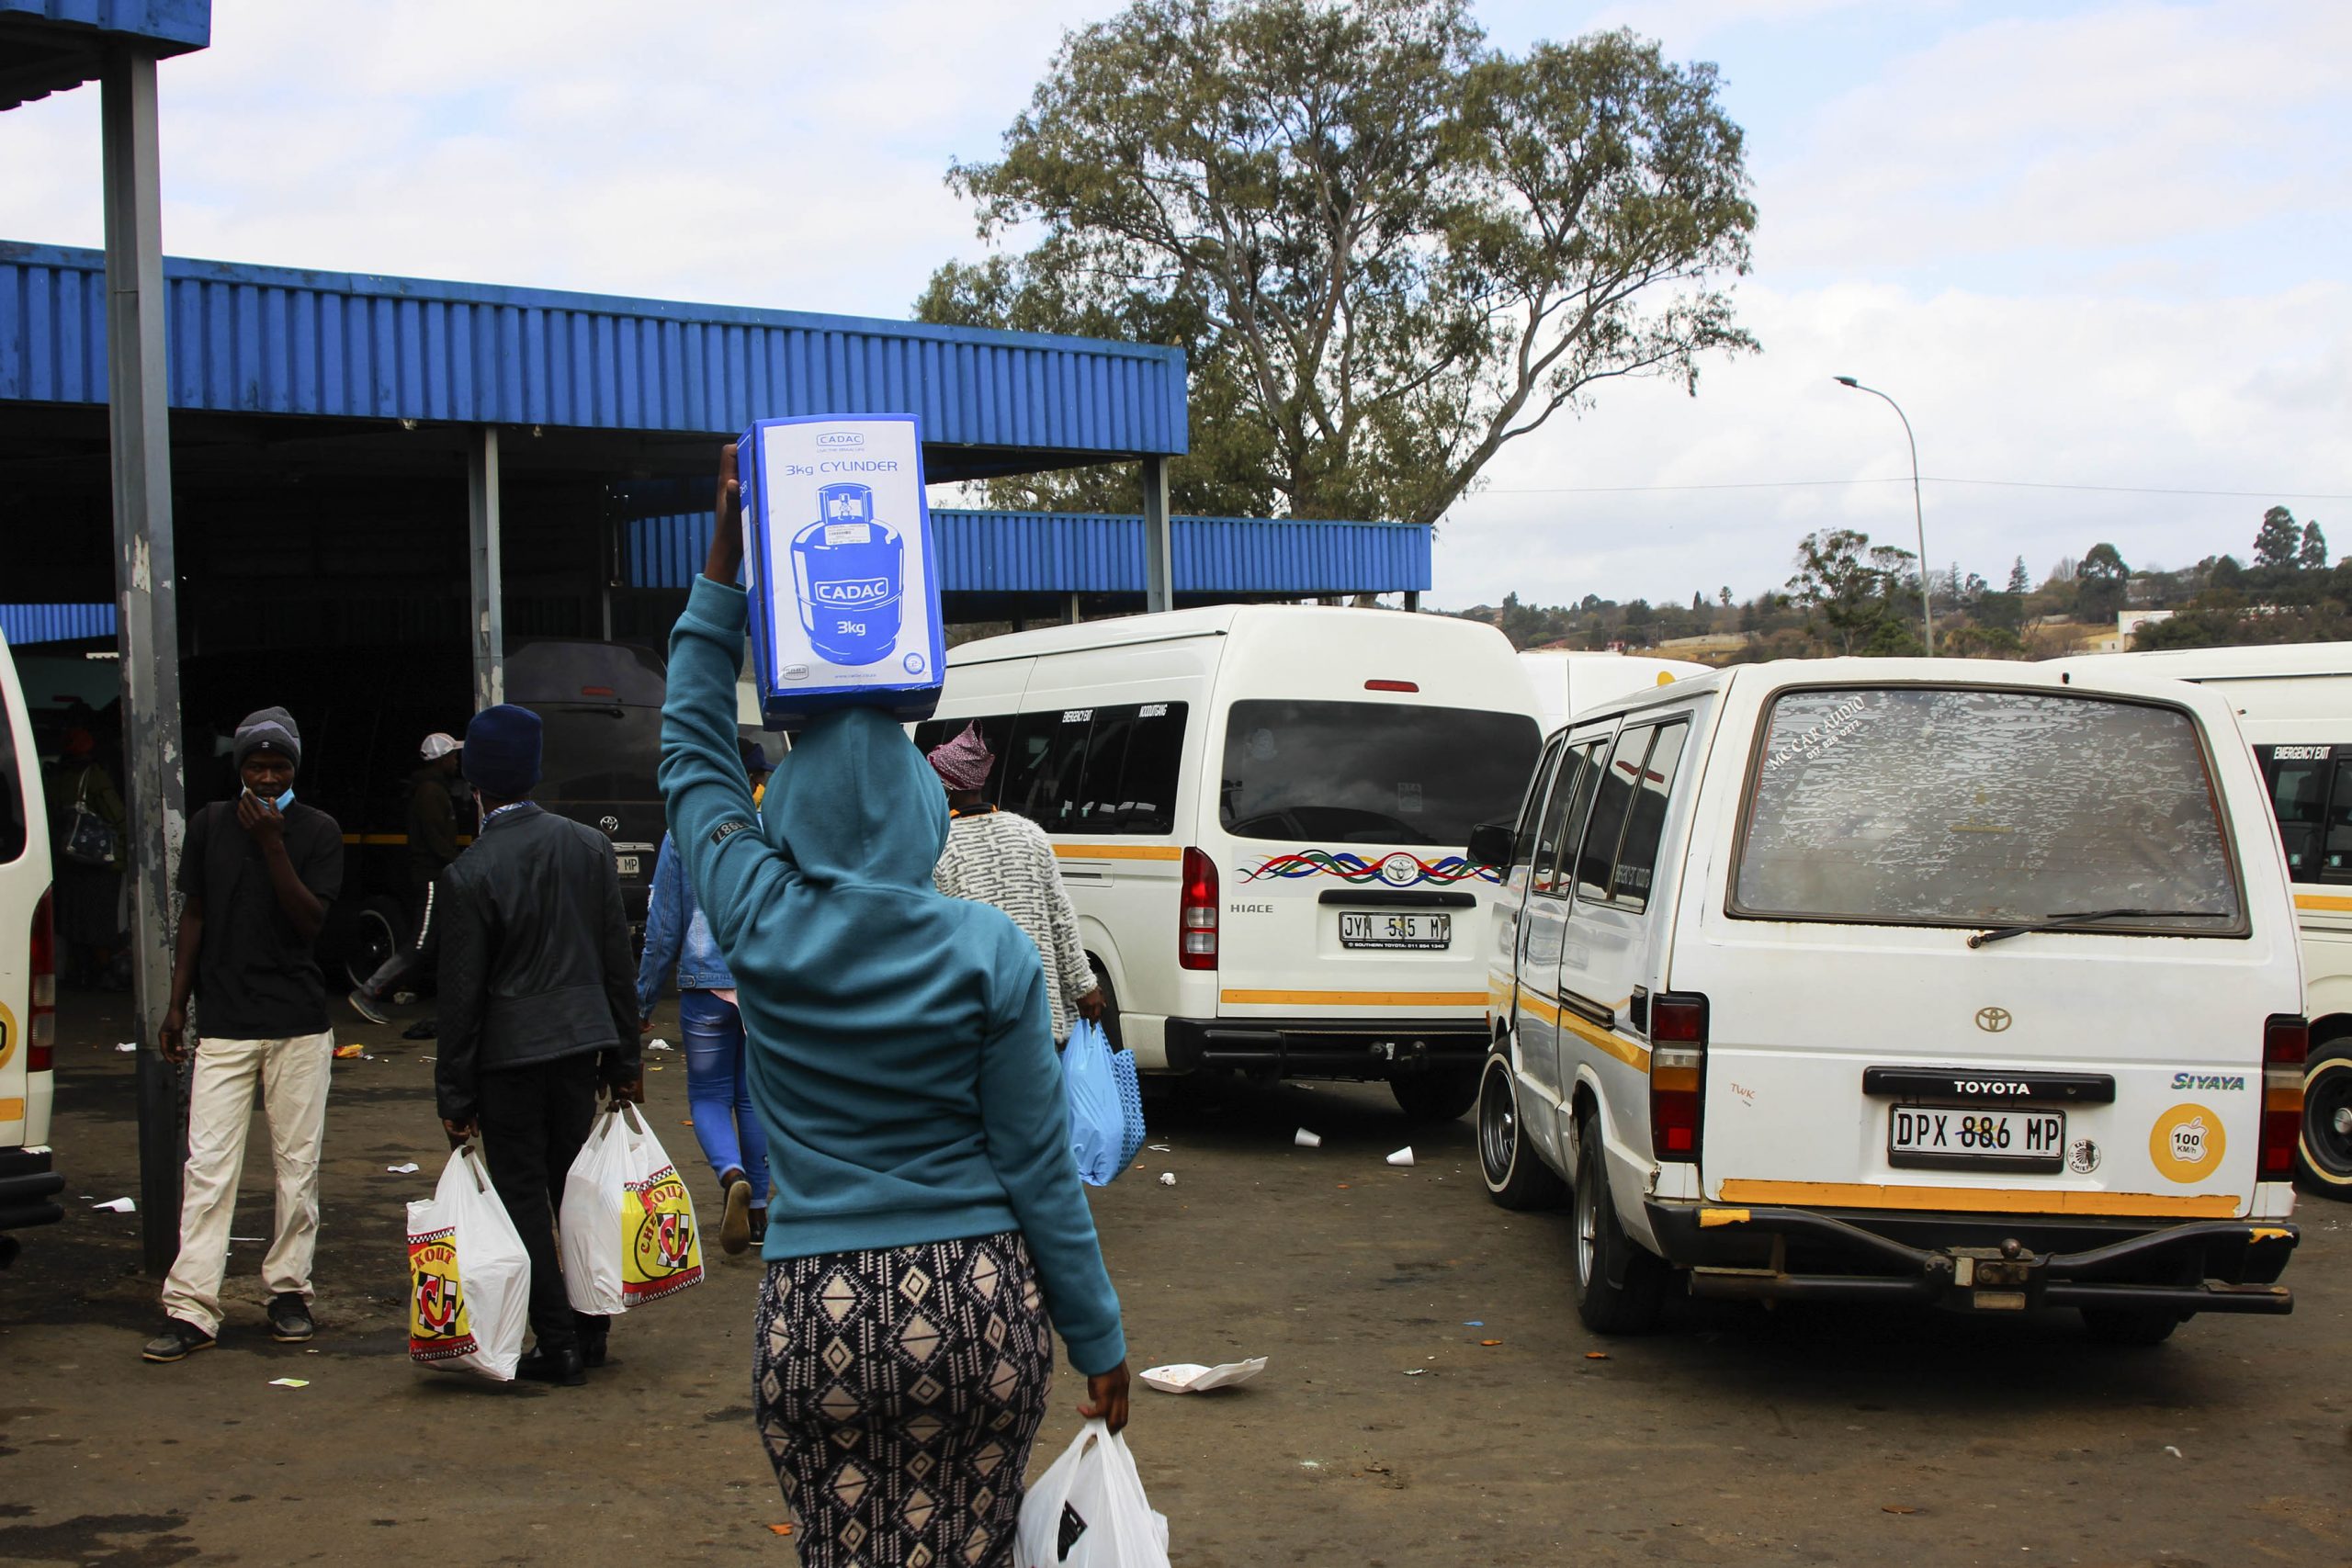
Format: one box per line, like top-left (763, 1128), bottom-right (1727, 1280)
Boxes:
top-left (346, 910), bottom-right (397, 989)
top-left (1575, 1158), bottom-right (1599, 1286)
top-left (2304, 1059), bottom-right (2352, 1180)
top-left (1477, 1059), bottom-right (1517, 1185)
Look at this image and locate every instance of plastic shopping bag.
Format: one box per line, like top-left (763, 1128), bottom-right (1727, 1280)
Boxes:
top-left (1108, 1043), bottom-right (1148, 1173)
top-left (1063, 1021), bottom-right (1127, 1187)
top-left (560, 1101), bottom-right (705, 1315)
top-left (1015, 1419), bottom-right (1171, 1568)
top-left (406, 1145), bottom-right (530, 1382)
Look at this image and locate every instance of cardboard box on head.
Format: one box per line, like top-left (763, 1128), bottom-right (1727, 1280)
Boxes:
top-left (738, 412), bottom-right (945, 729)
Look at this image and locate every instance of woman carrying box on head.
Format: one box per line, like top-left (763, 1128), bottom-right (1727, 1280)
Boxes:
top-left (659, 444), bottom-right (1130, 1567)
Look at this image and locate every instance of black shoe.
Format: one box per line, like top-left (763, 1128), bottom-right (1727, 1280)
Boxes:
top-left (719, 1170), bottom-right (753, 1256)
top-left (346, 987), bottom-right (390, 1025)
top-left (749, 1206), bottom-right (768, 1247)
top-left (579, 1336), bottom-right (609, 1369)
top-left (141, 1319), bottom-right (216, 1362)
top-left (401, 1018), bottom-right (438, 1040)
top-left (516, 1344), bottom-right (587, 1386)
top-left (267, 1292), bottom-right (314, 1343)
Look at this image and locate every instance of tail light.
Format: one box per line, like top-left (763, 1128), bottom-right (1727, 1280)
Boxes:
top-left (2258, 1013), bottom-right (2308, 1179)
top-left (1648, 992), bottom-right (1707, 1162)
top-left (28, 887), bottom-right (55, 1073)
top-left (1179, 848), bottom-right (1218, 971)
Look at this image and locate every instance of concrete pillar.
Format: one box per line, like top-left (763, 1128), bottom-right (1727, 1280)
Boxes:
top-left (468, 426), bottom-right (503, 710)
top-left (102, 46), bottom-right (190, 1274)
top-left (1141, 455), bottom-right (1172, 615)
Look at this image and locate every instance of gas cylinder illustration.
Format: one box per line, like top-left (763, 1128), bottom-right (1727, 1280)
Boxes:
top-left (790, 481), bottom-right (904, 666)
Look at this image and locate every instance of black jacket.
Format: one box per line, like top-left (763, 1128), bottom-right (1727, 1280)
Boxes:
top-left (435, 803), bottom-right (639, 1123)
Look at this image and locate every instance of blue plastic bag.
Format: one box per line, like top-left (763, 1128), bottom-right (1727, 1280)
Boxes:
top-left (1110, 1043), bottom-right (1148, 1173)
top-left (1063, 1021), bottom-right (1127, 1187)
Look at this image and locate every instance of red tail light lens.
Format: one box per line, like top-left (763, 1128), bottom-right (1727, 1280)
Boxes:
top-left (1179, 848), bottom-right (1218, 971)
top-left (1648, 993), bottom-right (1707, 1162)
top-left (1365, 680), bottom-right (1419, 693)
top-left (28, 886), bottom-right (55, 1073)
top-left (2259, 1013), bottom-right (2308, 1179)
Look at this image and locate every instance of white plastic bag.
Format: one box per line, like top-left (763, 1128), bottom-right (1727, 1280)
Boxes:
top-left (1015, 1420), bottom-right (1171, 1568)
top-left (406, 1145), bottom-right (530, 1382)
top-left (560, 1101), bottom-right (705, 1315)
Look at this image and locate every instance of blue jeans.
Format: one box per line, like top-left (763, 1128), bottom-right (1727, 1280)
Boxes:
top-left (677, 989), bottom-right (769, 1209)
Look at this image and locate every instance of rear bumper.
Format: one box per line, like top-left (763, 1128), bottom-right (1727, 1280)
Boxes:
top-left (0, 1146), bottom-right (65, 1234)
top-left (1162, 1016), bottom-right (1486, 1080)
top-left (1646, 1200), bottom-right (2297, 1317)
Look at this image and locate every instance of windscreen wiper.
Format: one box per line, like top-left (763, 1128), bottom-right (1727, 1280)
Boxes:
top-left (1967, 908), bottom-right (2228, 949)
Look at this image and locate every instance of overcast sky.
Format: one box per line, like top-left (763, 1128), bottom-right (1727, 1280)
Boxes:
top-left (6, 0), bottom-right (2346, 611)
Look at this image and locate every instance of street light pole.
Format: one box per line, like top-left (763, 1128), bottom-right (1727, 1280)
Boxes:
top-left (1835, 377), bottom-right (1933, 657)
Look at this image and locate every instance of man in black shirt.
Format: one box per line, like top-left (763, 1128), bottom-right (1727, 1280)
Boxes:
top-left (144, 707), bottom-right (345, 1363)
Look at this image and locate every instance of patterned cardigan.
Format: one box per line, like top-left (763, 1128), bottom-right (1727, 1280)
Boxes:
top-left (933, 809), bottom-right (1096, 1042)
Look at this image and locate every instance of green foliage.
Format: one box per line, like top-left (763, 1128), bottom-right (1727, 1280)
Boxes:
top-left (2254, 505), bottom-right (2303, 570)
top-left (2006, 555), bottom-right (2030, 595)
top-left (926, 0), bottom-right (1757, 524)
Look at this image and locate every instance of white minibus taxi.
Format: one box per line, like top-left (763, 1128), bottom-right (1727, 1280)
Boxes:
top-left (922, 605), bottom-right (1543, 1120)
top-left (0, 632), bottom-right (61, 1268)
top-left (1474, 659), bottom-right (2303, 1343)
top-left (1519, 649), bottom-right (1708, 737)
top-left (2048, 641), bottom-right (2352, 1197)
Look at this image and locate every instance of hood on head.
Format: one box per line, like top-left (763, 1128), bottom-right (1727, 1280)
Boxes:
top-left (763, 707), bottom-right (947, 887)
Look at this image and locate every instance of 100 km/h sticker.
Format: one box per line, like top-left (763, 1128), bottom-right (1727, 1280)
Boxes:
top-left (2149, 1103), bottom-right (2226, 1182)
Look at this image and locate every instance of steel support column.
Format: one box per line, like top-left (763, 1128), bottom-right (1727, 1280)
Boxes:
top-left (1141, 455), bottom-right (1173, 615)
top-left (101, 46), bottom-right (188, 1275)
top-left (468, 426), bottom-right (503, 710)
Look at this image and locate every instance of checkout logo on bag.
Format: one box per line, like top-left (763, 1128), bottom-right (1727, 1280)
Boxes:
top-left (621, 1163), bottom-right (706, 1304)
top-left (408, 1225), bottom-right (479, 1362)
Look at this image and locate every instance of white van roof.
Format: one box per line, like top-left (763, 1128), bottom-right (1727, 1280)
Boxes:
top-left (945, 604), bottom-right (1468, 669)
top-left (2048, 643), bottom-right (2352, 682)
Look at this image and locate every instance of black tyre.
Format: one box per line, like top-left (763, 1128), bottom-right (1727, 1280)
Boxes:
top-left (2080, 1307), bottom-right (2183, 1347)
top-left (1391, 1066), bottom-right (1481, 1123)
top-left (2295, 1038), bottom-right (2352, 1200)
top-left (1571, 1112), bottom-right (1666, 1335)
top-left (1478, 1050), bottom-right (1568, 1211)
top-left (341, 895), bottom-right (405, 991)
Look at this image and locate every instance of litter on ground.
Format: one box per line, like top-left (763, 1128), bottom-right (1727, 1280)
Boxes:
top-left (1385, 1146), bottom-right (1415, 1168)
top-left (1294, 1129), bottom-right (1322, 1148)
top-left (268, 1378), bottom-right (310, 1389)
top-left (1159, 1172), bottom-right (1177, 1186)
top-left (386, 1163), bottom-right (420, 1174)
top-left (92, 1197), bottom-right (134, 1213)
top-left (1140, 1357), bottom-right (1268, 1394)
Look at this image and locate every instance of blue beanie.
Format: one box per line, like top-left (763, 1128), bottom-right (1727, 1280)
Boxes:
top-left (463, 705), bottom-right (542, 799)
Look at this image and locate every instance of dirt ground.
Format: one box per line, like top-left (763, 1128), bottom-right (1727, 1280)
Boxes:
top-left (3, 989), bottom-right (2348, 1567)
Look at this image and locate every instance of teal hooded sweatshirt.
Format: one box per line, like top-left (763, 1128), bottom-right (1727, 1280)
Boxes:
top-left (659, 577), bottom-right (1125, 1375)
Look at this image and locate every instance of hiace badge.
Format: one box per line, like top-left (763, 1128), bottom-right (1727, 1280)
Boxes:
top-left (738, 412), bottom-right (944, 728)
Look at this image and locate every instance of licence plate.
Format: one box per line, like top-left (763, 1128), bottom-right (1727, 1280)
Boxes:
top-left (614, 854), bottom-right (639, 877)
top-left (1888, 1106), bottom-right (2064, 1168)
top-left (1340, 911), bottom-right (1451, 949)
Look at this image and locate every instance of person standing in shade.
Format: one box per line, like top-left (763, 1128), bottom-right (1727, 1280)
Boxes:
top-left (660, 445), bottom-right (1127, 1566)
top-left (927, 724), bottom-right (1105, 1044)
top-left (435, 705), bottom-right (642, 1386)
top-left (636, 819), bottom-right (771, 1256)
top-left (144, 707), bottom-right (344, 1363)
top-left (47, 727), bottom-right (128, 989)
top-left (348, 730), bottom-right (465, 1024)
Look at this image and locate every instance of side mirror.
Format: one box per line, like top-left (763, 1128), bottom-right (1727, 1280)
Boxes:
top-left (1466, 820), bottom-right (1514, 869)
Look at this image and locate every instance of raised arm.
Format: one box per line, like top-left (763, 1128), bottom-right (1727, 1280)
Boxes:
top-left (658, 444), bottom-right (805, 953)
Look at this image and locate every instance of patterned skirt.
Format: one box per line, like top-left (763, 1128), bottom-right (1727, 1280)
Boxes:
top-left (753, 1231), bottom-right (1055, 1568)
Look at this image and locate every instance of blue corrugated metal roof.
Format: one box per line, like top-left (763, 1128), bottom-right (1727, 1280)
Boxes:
top-left (0, 241), bottom-right (1189, 457)
top-left (0, 601), bottom-right (116, 645)
top-left (0, 2), bottom-right (210, 109)
top-left (626, 512), bottom-right (1429, 596)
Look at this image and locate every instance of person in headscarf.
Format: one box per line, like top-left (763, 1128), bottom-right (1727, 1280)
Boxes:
top-left (144, 707), bottom-right (344, 1362)
top-left (926, 723), bottom-right (1105, 1044)
top-left (657, 444), bottom-right (1128, 1567)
